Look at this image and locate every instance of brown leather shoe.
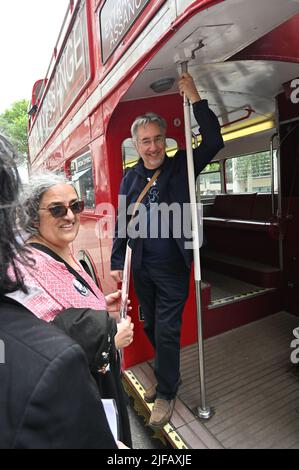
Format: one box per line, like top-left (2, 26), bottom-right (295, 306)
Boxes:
top-left (144, 383), bottom-right (157, 403)
top-left (149, 398), bottom-right (175, 428)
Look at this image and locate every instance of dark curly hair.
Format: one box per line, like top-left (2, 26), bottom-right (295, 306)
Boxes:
top-left (0, 134), bottom-right (30, 295)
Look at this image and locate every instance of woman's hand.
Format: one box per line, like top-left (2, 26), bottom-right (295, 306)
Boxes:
top-left (110, 270), bottom-right (123, 283)
top-left (114, 316), bottom-right (134, 349)
top-left (105, 290), bottom-right (132, 319)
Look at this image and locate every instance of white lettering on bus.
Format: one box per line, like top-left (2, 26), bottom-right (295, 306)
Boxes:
top-left (74, 18), bottom-right (83, 71)
top-left (104, 0), bottom-right (146, 51)
top-left (29, 4), bottom-right (89, 160)
top-left (66, 41), bottom-right (75, 83)
top-left (290, 78), bottom-right (299, 104)
top-left (55, 24), bottom-right (84, 115)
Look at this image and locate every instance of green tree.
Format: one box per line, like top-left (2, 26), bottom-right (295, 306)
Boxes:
top-left (0, 99), bottom-right (29, 164)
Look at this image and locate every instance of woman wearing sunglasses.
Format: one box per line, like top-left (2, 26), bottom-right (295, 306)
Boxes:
top-left (9, 172), bottom-right (133, 447)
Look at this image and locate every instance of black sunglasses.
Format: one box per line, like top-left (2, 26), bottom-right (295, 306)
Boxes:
top-left (39, 200), bottom-right (85, 218)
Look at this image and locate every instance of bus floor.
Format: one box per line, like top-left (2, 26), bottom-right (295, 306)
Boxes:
top-left (202, 268), bottom-right (262, 304)
top-left (124, 311), bottom-right (299, 449)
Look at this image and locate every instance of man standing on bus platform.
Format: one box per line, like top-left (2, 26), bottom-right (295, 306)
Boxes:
top-left (110, 72), bottom-right (224, 428)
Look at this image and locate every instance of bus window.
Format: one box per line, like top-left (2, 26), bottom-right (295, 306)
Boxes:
top-left (70, 152), bottom-right (95, 209)
top-left (225, 151), bottom-right (278, 194)
top-left (122, 139), bottom-right (139, 171)
top-left (121, 138), bottom-right (178, 172)
top-left (198, 162), bottom-right (221, 197)
top-left (165, 138), bottom-right (178, 157)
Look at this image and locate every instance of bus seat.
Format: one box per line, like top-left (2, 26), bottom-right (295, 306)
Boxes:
top-left (204, 193), bottom-right (278, 231)
top-left (210, 193), bottom-right (257, 220)
top-left (202, 193), bottom-right (281, 284)
top-left (251, 193), bottom-right (277, 221)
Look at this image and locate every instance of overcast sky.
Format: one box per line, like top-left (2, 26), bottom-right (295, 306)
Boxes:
top-left (0, 0), bottom-right (70, 114)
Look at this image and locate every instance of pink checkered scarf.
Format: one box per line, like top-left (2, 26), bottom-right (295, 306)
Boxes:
top-left (9, 248), bottom-right (107, 322)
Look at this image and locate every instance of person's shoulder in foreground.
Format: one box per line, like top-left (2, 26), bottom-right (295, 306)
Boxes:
top-left (0, 133), bottom-right (117, 449)
top-left (0, 296), bottom-right (117, 449)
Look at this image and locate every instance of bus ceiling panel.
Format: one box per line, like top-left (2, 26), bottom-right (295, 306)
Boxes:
top-left (175, 0), bottom-right (299, 22)
top-left (231, 13), bottom-right (299, 63)
top-left (122, 0), bottom-right (299, 103)
top-left (149, 0), bottom-right (299, 67)
top-left (188, 61), bottom-right (299, 127)
top-left (123, 59), bottom-right (299, 130)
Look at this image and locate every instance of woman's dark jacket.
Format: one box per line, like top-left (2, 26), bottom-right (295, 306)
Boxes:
top-left (0, 297), bottom-right (117, 449)
top-left (52, 307), bottom-right (132, 447)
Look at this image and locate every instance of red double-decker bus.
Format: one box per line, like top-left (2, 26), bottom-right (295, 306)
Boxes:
top-left (28, 0), bottom-right (299, 449)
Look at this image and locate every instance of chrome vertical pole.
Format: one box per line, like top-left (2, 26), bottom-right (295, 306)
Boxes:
top-left (270, 133), bottom-right (278, 217)
top-left (181, 62), bottom-right (212, 419)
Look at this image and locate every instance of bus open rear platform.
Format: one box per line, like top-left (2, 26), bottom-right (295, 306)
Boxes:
top-left (124, 311), bottom-right (299, 449)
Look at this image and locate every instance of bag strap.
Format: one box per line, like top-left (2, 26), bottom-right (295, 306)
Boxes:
top-left (28, 242), bottom-right (98, 297)
top-left (129, 168), bottom-right (161, 224)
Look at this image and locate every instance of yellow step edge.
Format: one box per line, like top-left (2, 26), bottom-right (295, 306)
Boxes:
top-left (123, 369), bottom-right (189, 450)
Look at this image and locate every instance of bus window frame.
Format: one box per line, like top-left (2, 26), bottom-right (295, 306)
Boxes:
top-left (96, 0), bottom-right (167, 76)
top-left (224, 150), bottom-right (277, 195)
top-left (99, 0), bottom-right (151, 65)
top-left (198, 161), bottom-right (222, 199)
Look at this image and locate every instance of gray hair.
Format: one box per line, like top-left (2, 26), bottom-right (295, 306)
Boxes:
top-left (21, 171), bottom-right (74, 235)
top-left (131, 112), bottom-right (167, 141)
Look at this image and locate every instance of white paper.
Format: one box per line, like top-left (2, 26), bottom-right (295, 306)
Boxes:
top-left (101, 398), bottom-right (119, 442)
top-left (119, 244), bottom-right (132, 319)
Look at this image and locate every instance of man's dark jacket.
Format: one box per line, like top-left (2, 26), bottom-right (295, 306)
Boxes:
top-left (0, 297), bottom-right (117, 449)
top-left (111, 99), bottom-right (224, 270)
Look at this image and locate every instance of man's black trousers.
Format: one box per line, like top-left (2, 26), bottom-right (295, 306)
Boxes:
top-left (133, 263), bottom-right (190, 400)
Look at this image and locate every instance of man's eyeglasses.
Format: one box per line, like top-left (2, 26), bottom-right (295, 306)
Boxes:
top-left (137, 136), bottom-right (165, 148)
top-left (39, 200), bottom-right (85, 218)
